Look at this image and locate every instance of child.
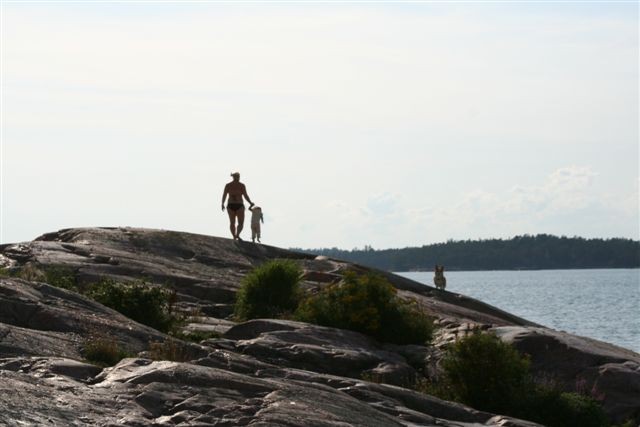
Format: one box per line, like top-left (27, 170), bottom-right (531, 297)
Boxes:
top-left (248, 204), bottom-right (264, 243)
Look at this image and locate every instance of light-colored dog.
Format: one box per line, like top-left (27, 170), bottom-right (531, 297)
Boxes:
top-left (434, 265), bottom-right (446, 291)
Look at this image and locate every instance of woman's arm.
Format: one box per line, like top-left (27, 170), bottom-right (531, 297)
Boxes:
top-left (242, 184), bottom-right (254, 206)
top-left (221, 184), bottom-right (228, 211)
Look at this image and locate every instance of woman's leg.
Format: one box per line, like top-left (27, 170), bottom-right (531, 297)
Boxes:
top-left (227, 209), bottom-right (237, 239)
top-left (236, 208), bottom-right (245, 239)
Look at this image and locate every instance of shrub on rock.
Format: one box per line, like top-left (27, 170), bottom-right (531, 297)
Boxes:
top-left (438, 331), bottom-right (531, 414)
top-left (431, 331), bottom-right (610, 427)
top-left (520, 386), bottom-right (609, 427)
top-left (234, 259), bottom-right (303, 320)
top-left (87, 279), bottom-right (178, 333)
top-left (295, 271), bottom-right (434, 345)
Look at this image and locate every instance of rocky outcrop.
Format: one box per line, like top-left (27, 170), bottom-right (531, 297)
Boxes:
top-left (221, 319), bottom-right (422, 386)
top-left (494, 326), bottom-right (640, 422)
top-left (0, 354), bottom-right (546, 427)
top-left (0, 276), bottom-right (166, 360)
top-left (0, 227), bottom-right (537, 327)
top-left (0, 227), bottom-right (638, 425)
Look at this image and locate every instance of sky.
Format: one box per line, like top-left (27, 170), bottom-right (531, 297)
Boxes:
top-left (1, 1), bottom-right (638, 250)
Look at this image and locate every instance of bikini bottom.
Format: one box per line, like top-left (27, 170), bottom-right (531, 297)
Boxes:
top-left (227, 203), bottom-right (245, 212)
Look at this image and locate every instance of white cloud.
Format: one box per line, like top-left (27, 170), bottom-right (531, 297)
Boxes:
top-left (365, 193), bottom-right (399, 217)
top-left (504, 166), bottom-right (599, 216)
top-left (329, 166), bottom-right (638, 247)
top-left (408, 166), bottom-right (637, 242)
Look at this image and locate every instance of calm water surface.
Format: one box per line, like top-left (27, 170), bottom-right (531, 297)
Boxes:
top-left (397, 269), bottom-right (640, 353)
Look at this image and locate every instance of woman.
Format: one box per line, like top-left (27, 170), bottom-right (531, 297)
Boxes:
top-left (221, 172), bottom-right (254, 240)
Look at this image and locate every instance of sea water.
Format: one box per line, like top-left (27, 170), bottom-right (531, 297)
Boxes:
top-left (397, 269), bottom-right (640, 353)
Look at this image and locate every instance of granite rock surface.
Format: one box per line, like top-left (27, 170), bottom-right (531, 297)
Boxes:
top-left (0, 227), bottom-right (637, 426)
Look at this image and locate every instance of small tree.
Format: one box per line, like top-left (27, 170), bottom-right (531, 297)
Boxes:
top-left (234, 259), bottom-right (303, 320)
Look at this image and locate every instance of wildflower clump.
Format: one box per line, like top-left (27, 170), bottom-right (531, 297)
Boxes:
top-left (87, 279), bottom-right (179, 333)
top-left (295, 271), bottom-right (434, 345)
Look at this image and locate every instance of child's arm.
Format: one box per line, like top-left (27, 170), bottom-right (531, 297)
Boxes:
top-left (260, 213), bottom-right (264, 223)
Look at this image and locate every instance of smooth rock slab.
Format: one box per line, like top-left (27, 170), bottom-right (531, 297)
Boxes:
top-left (225, 319), bottom-right (420, 385)
top-left (0, 356), bottom-right (543, 427)
top-left (1, 227), bottom-right (638, 424)
top-left (0, 357), bottom-right (102, 381)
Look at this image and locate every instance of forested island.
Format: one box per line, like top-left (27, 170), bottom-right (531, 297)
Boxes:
top-left (294, 234), bottom-right (640, 271)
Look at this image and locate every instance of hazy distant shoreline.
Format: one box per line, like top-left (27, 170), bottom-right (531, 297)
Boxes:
top-left (395, 267), bottom-right (640, 273)
top-left (294, 234), bottom-right (640, 272)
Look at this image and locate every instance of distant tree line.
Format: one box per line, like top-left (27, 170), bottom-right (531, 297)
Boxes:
top-left (293, 235), bottom-right (640, 271)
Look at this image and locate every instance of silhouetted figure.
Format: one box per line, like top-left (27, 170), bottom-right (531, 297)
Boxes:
top-left (434, 265), bottom-right (446, 291)
top-left (249, 205), bottom-right (264, 243)
top-left (221, 172), bottom-right (253, 240)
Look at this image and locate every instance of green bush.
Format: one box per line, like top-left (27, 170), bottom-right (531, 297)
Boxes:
top-left (438, 331), bottom-right (531, 414)
top-left (520, 386), bottom-right (609, 427)
top-left (44, 266), bottom-right (78, 291)
top-left (0, 267), bottom-right (11, 277)
top-left (430, 331), bottom-right (610, 427)
top-left (295, 271), bottom-right (434, 345)
top-left (555, 392), bottom-right (608, 427)
top-left (87, 279), bottom-right (179, 333)
top-left (234, 259), bottom-right (303, 320)
top-left (4, 263), bottom-right (78, 291)
top-left (12, 263), bottom-right (47, 282)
